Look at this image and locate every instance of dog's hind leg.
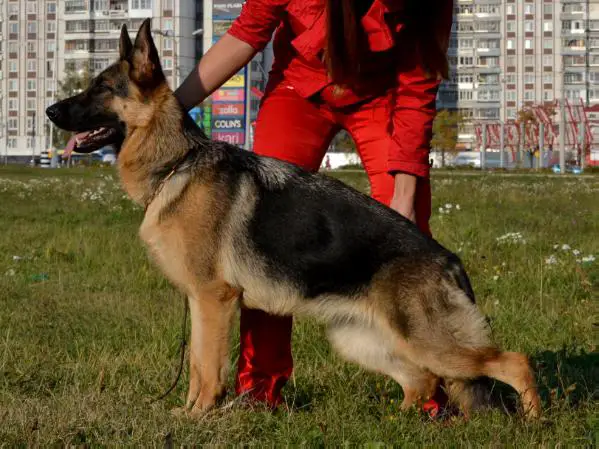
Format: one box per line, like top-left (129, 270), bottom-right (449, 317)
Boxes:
top-left (186, 281), bottom-right (239, 416)
top-left (327, 323), bottom-right (439, 410)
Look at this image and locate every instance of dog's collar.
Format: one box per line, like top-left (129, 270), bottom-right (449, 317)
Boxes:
top-left (144, 151), bottom-right (195, 212)
top-left (143, 166), bottom-right (178, 213)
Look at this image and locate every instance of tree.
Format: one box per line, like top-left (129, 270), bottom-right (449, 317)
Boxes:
top-left (431, 109), bottom-right (466, 167)
top-left (51, 64), bottom-right (92, 149)
top-left (331, 130), bottom-right (356, 153)
top-left (515, 103), bottom-right (556, 168)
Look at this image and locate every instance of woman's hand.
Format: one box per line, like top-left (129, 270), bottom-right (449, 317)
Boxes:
top-left (390, 173), bottom-right (417, 223)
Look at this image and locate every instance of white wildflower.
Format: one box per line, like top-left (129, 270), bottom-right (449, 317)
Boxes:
top-left (545, 255), bottom-right (558, 265)
top-left (5, 269), bottom-right (15, 276)
top-left (493, 275), bottom-right (499, 281)
top-left (553, 244), bottom-right (560, 250)
top-left (572, 249), bottom-right (581, 256)
top-left (455, 204), bottom-right (461, 210)
top-left (581, 255), bottom-right (596, 263)
top-left (561, 244), bottom-right (571, 251)
top-left (445, 203), bottom-right (453, 209)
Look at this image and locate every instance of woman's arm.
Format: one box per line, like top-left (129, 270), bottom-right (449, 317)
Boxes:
top-left (388, 1), bottom-right (453, 221)
top-left (175, 34), bottom-right (257, 111)
top-left (174, 0), bottom-right (290, 112)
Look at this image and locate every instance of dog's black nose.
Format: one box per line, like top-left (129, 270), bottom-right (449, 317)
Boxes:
top-left (46, 105), bottom-right (61, 121)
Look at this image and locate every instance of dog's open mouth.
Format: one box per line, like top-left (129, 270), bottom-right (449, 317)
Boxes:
top-left (74, 127), bottom-right (119, 153)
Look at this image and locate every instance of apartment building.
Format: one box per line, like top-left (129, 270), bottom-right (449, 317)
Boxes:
top-left (0, 0), bottom-right (202, 159)
top-left (438, 0), bottom-right (599, 150)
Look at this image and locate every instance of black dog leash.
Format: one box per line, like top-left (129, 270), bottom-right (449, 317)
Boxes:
top-left (151, 295), bottom-right (189, 403)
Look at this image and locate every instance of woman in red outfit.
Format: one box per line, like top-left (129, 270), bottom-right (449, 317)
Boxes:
top-left (174, 0), bottom-right (454, 409)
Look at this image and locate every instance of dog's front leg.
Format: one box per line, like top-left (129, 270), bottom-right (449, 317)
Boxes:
top-left (187, 281), bottom-right (239, 416)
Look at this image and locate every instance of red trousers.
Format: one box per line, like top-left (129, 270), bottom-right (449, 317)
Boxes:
top-left (234, 83), bottom-right (432, 406)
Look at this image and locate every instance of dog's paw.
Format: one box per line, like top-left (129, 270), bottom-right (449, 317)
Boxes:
top-left (170, 406), bottom-right (190, 418)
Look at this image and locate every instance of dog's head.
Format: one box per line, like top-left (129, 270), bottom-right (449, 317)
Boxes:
top-left (46, 18), bottom-right (166, 154)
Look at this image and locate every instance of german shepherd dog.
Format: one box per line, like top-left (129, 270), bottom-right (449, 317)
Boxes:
top-left (47, 20), bottom-right (541, 419)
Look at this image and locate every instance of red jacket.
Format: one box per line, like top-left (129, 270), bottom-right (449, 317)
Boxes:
top-left (228, 0), bottom-right (454, 178)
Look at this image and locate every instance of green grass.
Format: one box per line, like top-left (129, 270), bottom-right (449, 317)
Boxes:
top-left (0, 166), bottom-right (597, 447)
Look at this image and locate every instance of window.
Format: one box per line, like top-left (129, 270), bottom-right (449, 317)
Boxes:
top-left (506, 91), bottom-right (517, 101)
top-left (131, 0), bottom-right (152, 8)
top-left (27, 137), bottom-right (36, 149)
top-left (8, 42), bottom-right (18, 53)
top-left (543, 74), bottom-right (553, 84)
top-left (8, 118), bottom-right (18, 130)
top-left (164, 38), bottom-right (173, 50)
top-left (8, 61), bottom-right (17, 73)
top-left (544, 90), bottom-right (553, 101)
top-left (524, 21), bottom-right (534, 33)
top-left (525, 56), bottom-right (534, 66)
top-left (164, 19), bottom-right (173, 31)
top-left (459, 90), bottom-right (473, 101)
top-left (26, 1), bottom-right (37, 13)
top-left (27, 80), bottom-right (37, 91)
top-left (9, 22), bottom-right (19, 34)
top-left (163, 58), bottom-right (173, 69)
top-left (543, 55), bottom-right (553, 66)
top-left (543, 4), bottom-right (553, 15)
top-left (47, 61), bottom-right (55, 74)
top-left (8, 3), bottom-right (18, 15)
top-left (544, 39), bottom-right (553, 49)
top-left (507, 39), bottom-right (514, 50)
top-left (459, 56), bottom-right (473, 66)
top-left (524, 90), bottom-right (535, 101)
top-left (27, 60), bottom-right (37, 72)
top-left (47, 41), bottom-right (56, 52)
top-left (47, 79), bottom-right (56, 92)
top-left (8, 80), bottom-right (18, 91)
top-left (506, 56), bottom-right (516, 67)
top-left (524, 4), bottom-right (534, 15)
top-left (27, 99), bottom-right (36, 110)
top-left (543, 21), bottom-right (553, 32)
top-left (164, 0), bottom-right (173, 9)
top-left (524, 74), bottom-right (535, 84)
top-left (47, 22), bottom-right (57, 33)
top-left (47, 2), bottom-right (56, 13)
top-left (26, 42), bottom-right (35, 53)
top-left (458, 74), bottom-right (473, 83)
top-left (8, 99), bottom-right (18, 110)
top-left (27, 22), bottom-right (37, 34)
top-left (525, 39), bottom-right (533, 49)
top-left (506, 4), bottom-right (514, 15)
top-left (505, 74), bottom-right (516, 84)
top-left (507, 109), bottom-right (517, 120)
top-left (506, 21), bottom-right (516, 32)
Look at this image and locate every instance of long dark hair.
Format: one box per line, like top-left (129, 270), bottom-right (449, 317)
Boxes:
top-left (325, 0), bottom-right (451, 88)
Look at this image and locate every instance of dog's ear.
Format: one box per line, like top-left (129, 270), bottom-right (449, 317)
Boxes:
top-left (131, 18), bottom-right (164, 87)
top-left (119, 24), bottom-right (133, 61)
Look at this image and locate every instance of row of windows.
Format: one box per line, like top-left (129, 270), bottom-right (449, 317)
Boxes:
top-left (457, 4), bottom-right (553, 16)
top-left (6, 2), bottom-right (56, 14)
top-left (65, 0), bottom-right (172, 12)
top-left (455, 38), bottom-right (554, 51)
top-left (5, 79), bottom-right (56, 92)
top-left (5, 41), bottom-right (57, 53)
top-left (6, 22), bottom-right (57, 34)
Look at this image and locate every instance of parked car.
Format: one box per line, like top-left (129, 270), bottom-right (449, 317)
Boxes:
top-left (551, 164), bottom-right (583, 174)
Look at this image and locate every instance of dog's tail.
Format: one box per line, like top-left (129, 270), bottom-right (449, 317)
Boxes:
top-left (444, 253), bottom-right (476, 303)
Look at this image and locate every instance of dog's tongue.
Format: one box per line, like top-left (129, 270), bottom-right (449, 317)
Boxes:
top-left (63, 129), bottom-right (105, 158)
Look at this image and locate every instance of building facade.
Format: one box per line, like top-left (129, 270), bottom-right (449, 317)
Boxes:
top-left (438, 0), bottom-right (599, 150)
top-left (0, 0), bottom-right (202, 159)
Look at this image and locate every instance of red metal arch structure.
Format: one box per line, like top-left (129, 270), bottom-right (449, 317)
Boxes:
top-left (474, 98), bottom-right (593, 166)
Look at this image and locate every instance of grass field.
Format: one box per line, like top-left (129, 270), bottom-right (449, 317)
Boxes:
top-left (0, 166), bottom-right (597, 447)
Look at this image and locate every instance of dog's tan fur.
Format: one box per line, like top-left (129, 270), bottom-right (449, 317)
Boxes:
top-left (48, 19), bottom-right (542, 420)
